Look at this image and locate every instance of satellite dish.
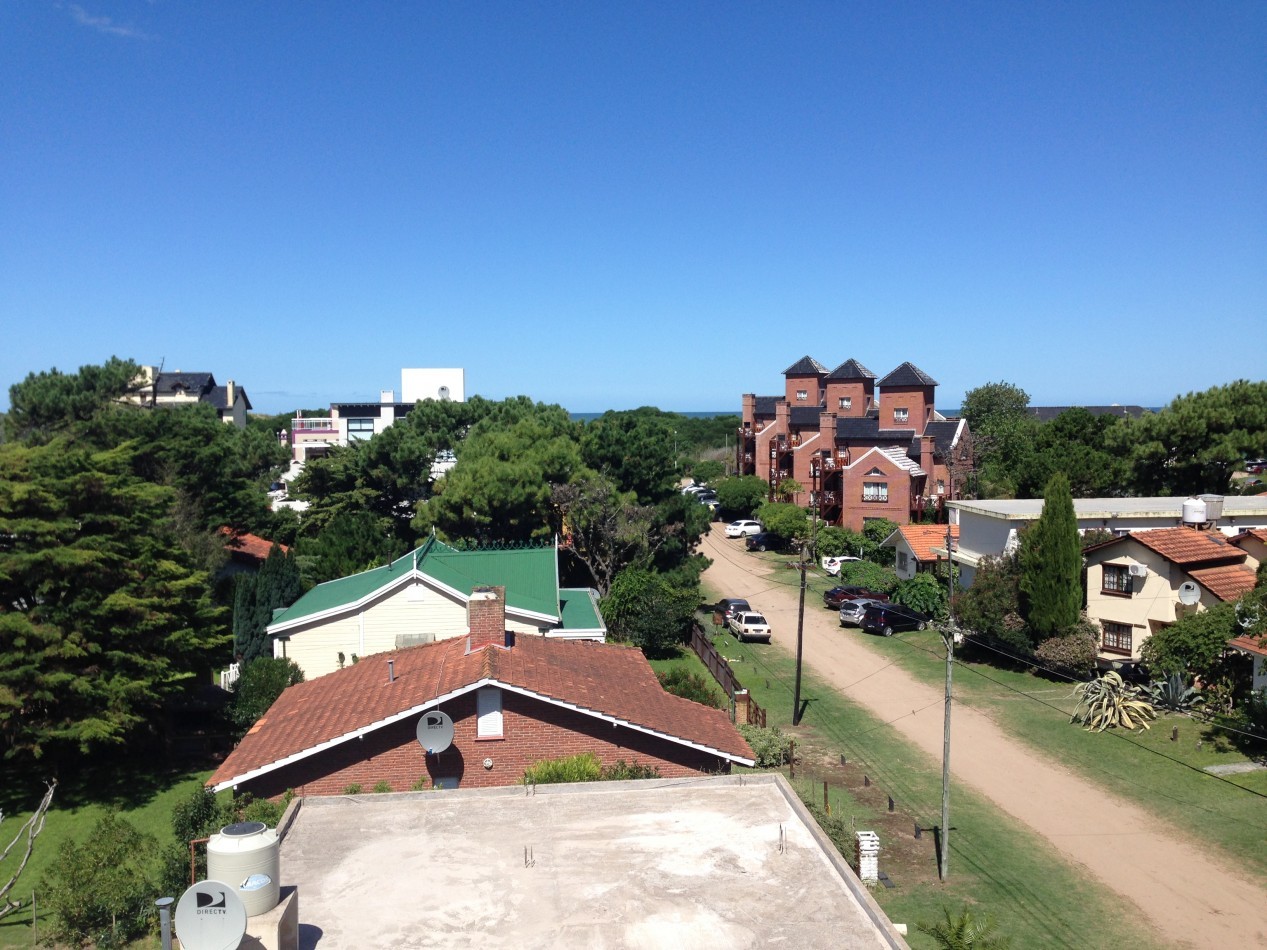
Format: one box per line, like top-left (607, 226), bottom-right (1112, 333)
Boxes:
top-left (1177, 582), bottom-right (1200, 606)
top-left (174, 880), bottom-right (247, 950)
top-left (416, 709), bottom-right (454, 754)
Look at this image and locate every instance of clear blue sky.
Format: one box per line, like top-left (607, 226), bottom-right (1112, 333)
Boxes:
top-left (3, 2), bottom-right (1264, 415)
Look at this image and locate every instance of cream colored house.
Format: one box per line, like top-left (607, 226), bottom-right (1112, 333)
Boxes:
top-left (268, 537), bottom-right (605, 679)
top-left (129, 367), bottom-right (252, 427)
top-left (1082, 527), bottom-right (1259, 664)
top-left (882, 523), bottom-right (958, 580)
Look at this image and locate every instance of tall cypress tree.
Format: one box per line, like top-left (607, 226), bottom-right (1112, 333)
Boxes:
top-left (1020, 472), bottom-right (1083, 639)
top-left (234, 546), bottom-right (303, 664)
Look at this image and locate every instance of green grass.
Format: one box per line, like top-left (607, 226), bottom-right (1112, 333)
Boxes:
top-left (694, 601), bottom-right (1164, 950)
top-left (0, 760), bottom-right (213, 948)
top-left (737, 561), bottom-right (1267, 882)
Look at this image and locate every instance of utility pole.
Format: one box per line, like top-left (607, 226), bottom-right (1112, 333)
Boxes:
top-left (939, 521), bottom-right (955, 881)
top-left (792, 464), bottom-right (822, 727)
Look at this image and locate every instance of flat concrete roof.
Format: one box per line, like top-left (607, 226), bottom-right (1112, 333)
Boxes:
top-left (277, 774), bottom-right (906, 949)
top-left (949, 496), bottom-right (1267, 522)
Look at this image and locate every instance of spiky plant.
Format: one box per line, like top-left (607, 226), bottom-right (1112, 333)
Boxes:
top-left (918, 905), bottom-right (1012, 950)
top-left (1148, 672), bottom-right (1205, 713)
top-left (1071, 671), bottom-right (1156, 732)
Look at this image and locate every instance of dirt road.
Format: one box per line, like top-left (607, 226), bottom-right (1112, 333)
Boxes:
top-left (701, 529), bottom-right (1267, 949)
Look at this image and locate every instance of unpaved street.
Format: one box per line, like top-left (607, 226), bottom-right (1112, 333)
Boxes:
top-left (701, 529), bottom-right (1267, 949)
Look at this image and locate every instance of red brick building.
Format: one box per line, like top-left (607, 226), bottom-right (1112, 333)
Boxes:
top-left (209, 590), bottom-right (754, 799)
top-left (738, 357), bottom-right (970, 530)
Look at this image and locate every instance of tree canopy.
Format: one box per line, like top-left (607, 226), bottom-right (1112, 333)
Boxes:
top-left (1019, 473), bottom-right (1083, 639)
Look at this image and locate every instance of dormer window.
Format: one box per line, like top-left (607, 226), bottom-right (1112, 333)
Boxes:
top-left (894, 408), bottom-right (909, 424)
top-left (796, 390), bottom-right (808, 401)
top-left (839, 396), bottom-right (851, 410)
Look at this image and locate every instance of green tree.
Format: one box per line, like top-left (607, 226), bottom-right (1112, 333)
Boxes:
top-left (892, 572), bottom-right (948, 620)
top-left (230, 657), bottom-right (305, 733)
top-left (232, 545), bottom-right (303, 662)
top-left (1013, 408), bottom-right (1129, 498)
top-left (1115, 380), bottom-right (1267, 495)
top-left (959, 381), bottom-right (1035, 498)
top-left (600, 568), bottom-right (698, 656)
top-left (954, 553), bottom-right (1031, 654)
top-left (960, 381), bottom-right (1031, 436)
top-left (689, 459), bottom-right (725, 484)
top-left (1139, 603), bottom-right (1238, 679)
top-left (552, 474), bottom-right (654, 596)
top-left (296, 509), bottom-right (403, 586)
top-left (0, 439), bottom-right (226, 761)
top-left (715, 475), bottom-right (769, 517)
top-left (754, 502), bottom-right (809, 542)
top-left (861, 518), bottom-right (899, 565)
top-left (38, 813), bottom-right (157, 948)
top-left (5, 357), bottom-right (143, 442)
top-left (1019, 473), bottom-right (1082, 639)
top-left (580, 408), bottom-right (678, 503)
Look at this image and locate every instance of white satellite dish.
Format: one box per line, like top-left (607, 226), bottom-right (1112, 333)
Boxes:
top-left (1177, 581), bottom-right (1200, 606)
top-left (416, 709), bottom-right (454, 754)
top-left (174, 880), bottom-right (247, 950)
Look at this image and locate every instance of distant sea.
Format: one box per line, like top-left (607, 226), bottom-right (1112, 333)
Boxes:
top-left (570, 410), bottom-right (737, 422)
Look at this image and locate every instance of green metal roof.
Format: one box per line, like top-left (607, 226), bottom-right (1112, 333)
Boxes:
top-left (558, 588), bottom-right (604, 630)
top-left (270, 538), bottom-right (562, 628)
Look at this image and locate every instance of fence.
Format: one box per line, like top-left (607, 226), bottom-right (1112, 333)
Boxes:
top-left (689, 623), bottom-right (767, 727)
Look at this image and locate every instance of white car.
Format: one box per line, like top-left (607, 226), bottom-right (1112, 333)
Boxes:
top-left (728, 611), bottom-right (772, 643)
top-left (725, 520), bottom-right (762, 538)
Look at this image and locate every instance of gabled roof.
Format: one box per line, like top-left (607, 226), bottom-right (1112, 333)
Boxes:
top-left (155, 372), bottom-right (215, 395)
top-left (1129, 527), bottom-right (1246, 567)
top-left (204, 384), bottom-right (252, 411)
top-left (208, 635), bottom-right (755, 791)
top-left (1188, 565), bottom-right (1258, 602)
top-left (1231, 527), bottom-right (1267, 547)
top-left (843, 445), bottom-right (924, 476)
top-left (825, 359), bottom-right (876, 381)
top-left (910, 419), bottom-right (965, 459)
top-left (268, 537), bottom-right (562, 632)
top-left (1228, 633), bottom-right (1267, 659)
top-left (888, 523), bottom-right (959, 562)
top-left (220, 527), bottom-right (289, 562)
top-left (782, 356), bottom-right (828, 376)
top-left (753, 396), bottom-right (780, 417)
top-left (878, 362), bottom-right (938, 388)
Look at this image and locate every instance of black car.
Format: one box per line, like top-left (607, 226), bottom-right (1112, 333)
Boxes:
top-left (745, 532), bottom-right (785, 552)
top-left (823, 585), bottom-right (890, 610)
top-left (716, 598), bottom-right (751, 622)
top-left (859, 602), bottom-right (931, 636)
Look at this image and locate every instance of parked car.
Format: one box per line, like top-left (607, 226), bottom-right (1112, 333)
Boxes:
top-left (716, 598), bottom-right (751, 622)
top-left (838, 598), bottom-right (883, 627)
top-left (724, 520), bottom-right (763, 538)
top-left (728, 611), bottom-right (772, 643)
top-left (745, 531), bottom-right (786, 552)
top-left (859, 603), bottom-right (931, 636)
top-left (820, 555), bottom-right (863, 576)
top-left (696, 492), bottom-right (720, 508)
top-left (822, 585), bottom-right (890, 610)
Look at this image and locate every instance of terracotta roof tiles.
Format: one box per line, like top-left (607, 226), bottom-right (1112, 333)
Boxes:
top-left (899, 524), bottom-right (959, 563)
top-left (1188, 565), bottom-right (1258, 602)
top-left (1130, 527), bottom-right (1245, 566)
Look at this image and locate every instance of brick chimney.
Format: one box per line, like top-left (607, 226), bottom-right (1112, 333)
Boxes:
top-left (467, 586), bottom-right (507, 652)
top-left (920, 434), bottom-right (935, 481)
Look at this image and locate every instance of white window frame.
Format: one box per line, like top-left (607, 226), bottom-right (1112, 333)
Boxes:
top-left (796, 390), bottom-right (808, 401)
top-left (893, 407), bottom-right (909, 424)
top-left (863, 482), bottom-right (888, 503)
top-left (347, 417), bottom-right (375, 441)
top-left (477, 686), bottom-right (503, 738)
top-left (839, 396), bottom-right (851, 410)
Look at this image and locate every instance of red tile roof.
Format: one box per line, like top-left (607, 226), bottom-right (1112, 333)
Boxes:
top-left (1188, 565), bottom-right (1259, 602)
top-left (1231, 527), bottom-right (1267, 547)
top-left (210, 635), bottom-right (754, 789)
top-left (898, 524), bottom-right (958, 563)
top-left (1228, 633), bottom-right (1267, 659)
top-left (220, 527), bottom-right (289, 561)
top-left (1128, 527), bottom-right (1244, 567)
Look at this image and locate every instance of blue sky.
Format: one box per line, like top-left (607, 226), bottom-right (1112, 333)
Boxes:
top-left (3, 2), bottom-right (1264, 415)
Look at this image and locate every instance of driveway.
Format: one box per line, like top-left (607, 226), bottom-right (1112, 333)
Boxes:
top-left (701, 529), bottom-right (1267, 949)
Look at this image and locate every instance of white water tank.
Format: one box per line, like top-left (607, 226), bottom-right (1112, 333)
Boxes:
top-left (207, 821), bottom-right (280, 917)
top-left (1182, 496), bottom-right (1207, 526)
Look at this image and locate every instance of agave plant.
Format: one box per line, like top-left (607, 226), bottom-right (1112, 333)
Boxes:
top-left (918, 905), bottom-right (1011, 950)
top-left (1148, 672), bottom-right (1205, 713)
top-left (1071, 671), bottom-right (1156, 732)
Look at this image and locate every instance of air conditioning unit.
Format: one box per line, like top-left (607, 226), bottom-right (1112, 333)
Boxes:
top-left (1128, 563), bottom-right (1149, 578)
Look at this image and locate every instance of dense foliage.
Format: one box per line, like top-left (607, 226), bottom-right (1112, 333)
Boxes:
top-left (1019, 473), bottom-right (1083, 638)
top-left (232, 545), bottom-right (303, 662)
top-left (230, 657), bottom-right (305, 732)
top-left (656, 667), bottom-right (726, 708)
top-left (892, 572), bottom-right (949, 620)
top-left (715, 474), bottom-right (769, 517)
top-left (754, 501), bottom-right (809, 542)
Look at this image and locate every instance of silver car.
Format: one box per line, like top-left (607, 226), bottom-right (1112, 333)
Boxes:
top-left (838, 598), bottom-right (882, 627)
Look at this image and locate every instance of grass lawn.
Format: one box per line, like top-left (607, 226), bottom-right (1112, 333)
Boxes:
top-left (684, 601), bottom-right (1165, 949)
top-left (0, 759), bottom-right (213, 948)
top-left (730, 558), bottom-right (1267, 881)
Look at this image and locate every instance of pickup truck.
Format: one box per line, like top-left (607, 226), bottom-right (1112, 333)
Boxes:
top-left (728, 611), bottom-right (772, 643)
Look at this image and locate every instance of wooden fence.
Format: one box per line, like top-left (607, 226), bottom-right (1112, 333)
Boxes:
top-left (689, 623), bottom-right (767, 727)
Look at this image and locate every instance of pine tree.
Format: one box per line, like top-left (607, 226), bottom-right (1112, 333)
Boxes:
top-left (1019, 472), bottom-right (1082, 639)
top-left (232, 545), bottom-right (303, 664)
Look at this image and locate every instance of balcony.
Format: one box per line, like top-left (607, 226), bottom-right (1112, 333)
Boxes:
top-left (292, 417), bottom-right (336, 434)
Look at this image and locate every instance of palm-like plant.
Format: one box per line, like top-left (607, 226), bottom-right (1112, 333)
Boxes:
top-left (1148, 672), bottom-right (1204, 713)
top-left (918, 905), bottom-right (1011, 950)
top-left (1071, 671), bottom-right (1156, 732)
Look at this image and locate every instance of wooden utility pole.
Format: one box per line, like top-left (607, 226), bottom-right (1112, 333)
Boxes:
top-left (939, 522), bottom-right (955, 881)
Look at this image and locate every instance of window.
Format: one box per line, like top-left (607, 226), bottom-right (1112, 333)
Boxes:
top-left (796, 390), bottom-right (808, 401)
top-left (1102, 564), bottom-right (1132, 595)
top-left (839, 396), bottom-right (851, 410)
top-left (897, 551), bottom-right (909, 570)
top-left (476, 687), bottom-right (503, 738)
top-left (1102, 622), bottom-right (1133, 655)
top-left (893, 408), bottom-right (909, 424)
top-left (347, 417), bottom-right (375, 441)
top-left (863, 482), bottom-right (888, 503)
top-left (936, 479), bottom-right (945, 495)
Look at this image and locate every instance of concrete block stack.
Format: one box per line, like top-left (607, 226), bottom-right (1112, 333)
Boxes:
top-left (855, 830), bottom-right (880, 883)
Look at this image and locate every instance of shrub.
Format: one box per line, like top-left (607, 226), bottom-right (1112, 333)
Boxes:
top-left (601, 759), bottom-right (661, 781)
top-left (1071, 671), bottom-right (1156, 732)
top-left (372, 780), bottom-right (393, 794)
top-left (657, 667), bottom-right (726, 708)
top-left (523, 752), bottom-right (604, 785)
top-left (1148, 673), bottom-right (1205, 713)
top-left (1035, 627), bottom-right (1099, 675)
top-left (240, 789), bottom-right (294, 826)
top-left (343, 783), bottom-right (363, 795)
top-left (738, 723), bottom-right (792, 768)
top-left (39, 813), bottom-right (157, 949)
top-left (833, 560), bottom-right (900, 594)
top-left (230, 656), bottom-right (305, 733)
top-left (892, 572), bottom-right (948, 620)
top-left (410, 774), bottom-right (430, 791)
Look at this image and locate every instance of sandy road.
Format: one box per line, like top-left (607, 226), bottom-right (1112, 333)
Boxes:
top-left (701, 529), bottom-right (1267, 949)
